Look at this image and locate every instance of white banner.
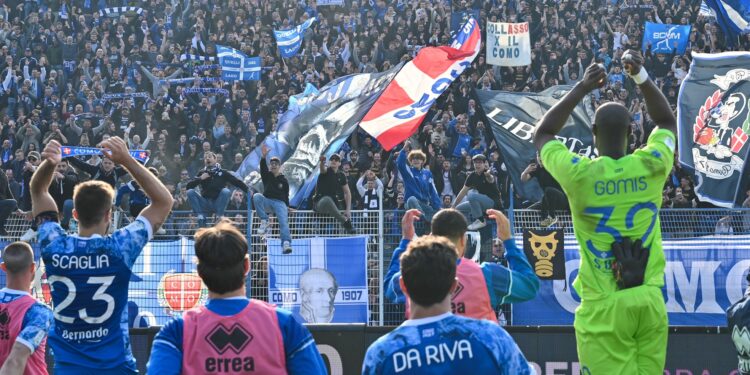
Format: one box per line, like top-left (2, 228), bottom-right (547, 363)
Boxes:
top-left (487, 22), bottom-right (531, 67)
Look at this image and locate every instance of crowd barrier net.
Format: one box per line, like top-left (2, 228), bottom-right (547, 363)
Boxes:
top-left (4, 206), bottom-right (750, 326)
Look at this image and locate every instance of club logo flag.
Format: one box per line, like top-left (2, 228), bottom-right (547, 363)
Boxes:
top-left (274, 17), bottom-right (316, 58)
top-left (478, 86), bottom-right (595, 201)
top-left (359, 18), bottom-right (481, 151)
top-left (704, 0), bottom-right (750, 43)
top-left (677, 52), bottom-right (750, 207)
top-left (268, 236), bottom-right (369, 324)
top-left (235, 66), bottom-right (401, 207)
top-left (642, 22), bottom-right (691, 54)
top-left (60, 146), bottom-right (149, 163)
top-left (523, 230), bottom-right (565, 280)
top-left (487, 22), bottom-right (531, 67)
top-left (217, 45), bottom-right (261, 81)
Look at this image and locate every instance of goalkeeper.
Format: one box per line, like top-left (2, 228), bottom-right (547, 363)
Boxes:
top-left (532, 50), bottom-right (677, 373)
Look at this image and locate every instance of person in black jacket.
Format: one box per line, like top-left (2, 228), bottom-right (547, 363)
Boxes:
top-left (48, 159), bottom-right (79, 230)
top-left (186, 151), bottom-right (248, 227)
top-left (727, 270), bottom-right (750, 375)
top-left (313, 154), bottom-right (355, 234)
top-left (0, 164), bottom-right (16, 236)
top-left (252, 144), bottom-right (292, 254)
top-left (68, 154), bottom-right (129, 188)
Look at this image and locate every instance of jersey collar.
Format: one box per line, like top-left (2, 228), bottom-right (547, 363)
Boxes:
top-left (400, 312), bottom-right (453, 327)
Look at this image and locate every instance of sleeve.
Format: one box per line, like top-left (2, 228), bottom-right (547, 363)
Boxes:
top-left (362, 340), bottom-right (387, 375)
top-left (539, 140), bottom-right (589, 190)
top-left (490, 325), bottom-right (534, 374)
top-left (147, 317), bottom-right (184, 375)
top-left (67, 156), bottom-right (97, 175)
top-left (260, 158), bottom-right (269, 179)
top-left (480, 239), bottom-right (540, 305)
top-left (38, 221), bottom-right (65, 250)
top-left (185, 177), bottom-right (201, 190)
top-left (112, 215), bottom-right (153, 269)
top-left (115, 184), bottom-right (130, 206)
top-left (223, 170), bottom-right (249, 192)
top-left (428, 173), bottom-right (441, 209)
top-left (276, 308), bottom-right (327, 375)
top-left (18, 304), bottom-right (52, 353)
top-left (634, 128), bottom-right (676, 179)
top-left (383, 239), bottom-right (409, 304)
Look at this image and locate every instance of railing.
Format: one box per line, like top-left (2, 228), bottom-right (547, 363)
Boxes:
top-left (6, 207), bottom-right (750, 327)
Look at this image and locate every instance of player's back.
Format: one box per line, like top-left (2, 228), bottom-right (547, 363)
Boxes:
top-left (540, 129), bottom-right (676, 300)
top-left (39, 217), bottom-right (151, 372)
top-left (362, 313), bottom-right (532, 375)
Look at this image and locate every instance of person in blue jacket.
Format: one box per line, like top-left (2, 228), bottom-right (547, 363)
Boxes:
top-left (397, 140), bottom-right (441, 223)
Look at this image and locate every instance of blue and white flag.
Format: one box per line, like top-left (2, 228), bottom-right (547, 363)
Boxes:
top-left (61, 146), bottom-right (149, 163)
top-left (288, 82), bottom-right (319, 112)
top-left (701, 1), bottom-right (717, 18)
top-left (235, 65), bottom-right (401, 207)
top-left (705, 0), bottom-right (750, 43)
top-left (216, 45), bottom-right (261, 81)
top-left (59, 3), bottom-right (69, 20)
top-left (268, 236), bottom-right (369, 324)
top-left (274, 17), bottom-right (316, 58)
top-left (642, 22), bottom-right (691, 54)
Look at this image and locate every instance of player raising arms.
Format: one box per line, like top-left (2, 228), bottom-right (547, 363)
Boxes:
top-left (30, 138), bottom-right (172, 374)
top-left (533, 50), bottom-right (677, 373)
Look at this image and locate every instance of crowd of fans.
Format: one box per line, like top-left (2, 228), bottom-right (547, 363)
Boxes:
top-left (0, 0), bottom-right (744, 236)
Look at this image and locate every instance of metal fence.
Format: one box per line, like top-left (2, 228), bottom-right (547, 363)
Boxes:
top-left (8, 206), bottom-right (750, 327)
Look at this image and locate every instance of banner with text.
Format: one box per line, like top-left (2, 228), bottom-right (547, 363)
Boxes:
top-left (487, 22), bottom-right (531, 66)
top-left (512, 235), bottom-right (750, 326)
top-left (642, 22), bottom-right (691, 54)
top-left (478, 86), bottom-right (595, 201)
top-left (268, 236), bottom-right (369, 324)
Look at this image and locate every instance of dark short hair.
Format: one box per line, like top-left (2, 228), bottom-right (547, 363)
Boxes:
top-left (73, 181), bottom-right (114, 228)
top-left (400, 236), bottom-right (457, 307)
top-left (431, 209), bottom-right (468, 242)
top-left (2, 242), bottom-right (33, 274)
top-left (194, 221), bottom-right (248, 294)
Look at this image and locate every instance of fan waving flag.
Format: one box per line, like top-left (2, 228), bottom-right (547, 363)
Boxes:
top-left (217, 45), bottom-right (261, 81)
top-left (359, 18), bottom-right (481, 150)
top-left (274, 17), bottom-right (316, 58)
top-left (704, 0), bottom-right (750, 43)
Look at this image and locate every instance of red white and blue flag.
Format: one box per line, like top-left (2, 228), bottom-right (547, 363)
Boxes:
top-left (359, 18), bottom-right (481, 150)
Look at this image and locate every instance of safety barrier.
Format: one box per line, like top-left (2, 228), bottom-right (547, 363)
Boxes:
top-left (6, 207), bottom-right (750, 327)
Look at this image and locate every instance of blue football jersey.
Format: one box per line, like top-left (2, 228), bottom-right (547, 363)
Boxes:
top-left (39, 216), bottom-right (152, 372)
top-left (362, 313), bottom-right (533, 375)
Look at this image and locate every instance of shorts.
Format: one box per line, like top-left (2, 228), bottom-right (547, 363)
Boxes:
top-left (574, 285), bottom-right (667, 374)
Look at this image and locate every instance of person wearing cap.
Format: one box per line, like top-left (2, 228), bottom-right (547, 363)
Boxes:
top-left (312, 153), bottom-right (356, 234)
top-left (452, 154), bottom-right (503, 230)
top-left (254, 144), bottom-right (293, 254)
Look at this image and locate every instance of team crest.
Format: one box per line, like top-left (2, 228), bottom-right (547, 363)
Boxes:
top-left (157, 272), bottom-right (208, 315)
top-left (692, 70), bottom-right (750, 179)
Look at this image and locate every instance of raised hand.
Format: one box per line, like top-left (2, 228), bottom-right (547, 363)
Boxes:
top-left (401, 209), bottom-right (422, 240)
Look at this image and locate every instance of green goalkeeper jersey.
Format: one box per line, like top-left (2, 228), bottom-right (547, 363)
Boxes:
top-left (540, 128), bottom-right (676, 301)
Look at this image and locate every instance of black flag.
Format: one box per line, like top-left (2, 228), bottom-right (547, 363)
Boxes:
top-left (476, 86), bottom-right (595, 201)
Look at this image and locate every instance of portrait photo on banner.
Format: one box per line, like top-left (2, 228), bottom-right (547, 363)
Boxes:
top-left (267, 236), bottom-right (369, 324)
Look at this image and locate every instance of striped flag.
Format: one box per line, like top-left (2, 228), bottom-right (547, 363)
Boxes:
top-left (704, 0), bottom-right (750, 44)
top-left (359, 18), bottom-right (481, 150)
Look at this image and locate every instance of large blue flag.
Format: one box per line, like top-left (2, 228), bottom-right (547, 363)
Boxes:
top-left (274, 17), bottom-right (316, 58)
top-left (216, 45), bottom-right (261, 81)
top-left (642, 22), bottom-right (691, 54)
top-left (705, 0), bottom-right (750, 43)
top-left (236, 65), bottom-right (402, 208)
